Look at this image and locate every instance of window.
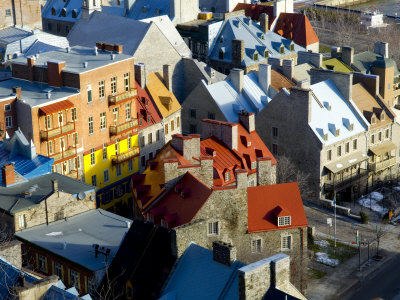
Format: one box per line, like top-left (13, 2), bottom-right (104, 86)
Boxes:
top-left (251, 239), bottom-right (262, 253)
top-left (219, 49), bottom-right (224, 59)
top-left (281, 235), bottom-right (291, 250)
top-left (190, 109), bottom-right (196, 119)
top-left (70, 269), bottom-right (80, 289)
top-left (113, 107), bottom-right (119, 125)
top-left (71, 108), bottom-right (77, 121)
top-left (345, 142), bottom-right (349, 153)
top-left (91, 175), bottom-right (97, 186)
top-left (156, 130), bottom-right (160, 141)
top-left (272, 127), bottom-right (278, 137)
top-left (264, 50), bottom-right (269, 58)
top-left (253, 52), bottom-right (258, 61)
top-left (128, 159), bottom-right (133, 172)
top-left (208, 221), bottom-right (219, 235)
top-left (116, 165), bottom-right (122, 177)
top-left (99, 80), bottom-right (105, 98)
top-left (272, 143), bottom-right (278, 155)
top-left (147, 114), bottom-right (151, 123)
top-left (90, 148), bottom-right (95, 165)
top-left (4, 104), bottom-right (11, 112)
top-left (88, 117), bottom-right (94, 135)
top-left (149, 152), bottom-right (153, 160)
top-left (161, 219), bottom-right (168, 228)
top-left (280, 45), bottom-right (284, 54)
top-left (385, 129), bottom-right (390, 139)
top-left (371, 134), bottom-right (375, 144)
top-left (141, 155), bottom-right (146, 167)
top-left (58, 112), bottom-right (64, 126)
top-left (371, 116), bottom-right (376, 124)
top-left (103, 143), bottom-right (107, 160)
top-left (47, 23), bottom-right (52, 31)
top-left (128, 134), bottom-right (132, 149)
top-left (87, 85), bottom-right (92, 103)
top-left (290, 43), bottom-right (294, 51)
top-left (148, 133), bottom-right (152, 145)
top-left (147, 213), bottom-right (154, 222)
top-left (111, 77), bottom-right (117, 95)
top-left (189, 124), bottom-right (196, 134)
top-left (378, 132), bottom-right (382, 142)
top-left (248, 180), bottom-right (255, 187)
top-left (73, 133), bottom-right (79, 145)
top-left (46, 115), bottom-right (52, 129)
top-left (337, 145), bottom-right (342, 157)
top-left (104, 169), bottom-right (109, 183)
top-left (171, 120), bottom-right (174, 131)
top-left (48, 141), bottom-right (53, 155)
top-left (225, 171), bottom-right (230, 182)
top-left (18, 214), bottom-right (26, 229)
top-left (208, 112), bottom-right (215, 120)
top-left (125, 103), bottom-right (131, 121)
top-left (5, 116), bottom-right (12, 128)
top-left (278, 216), bottom-right (291, 226)
top-left (100, 112), bottom-right (106, 129)
top-left (141, 136), bottom-right (145, 147)
top-left (177, 116), bottom-right (180, 128)
top-left (5, 9), bottom-right (11, 16)
top-left (77, 156), bottom-right (81, 169)
top-left (353, 139), bottom-right (357, 150)
top-left (87, 277), bottom-right (96, 296)
top-left (327, 150), bottom-right (332, 161)
top-left (124, 73), bottom-right (130, 91)
top-left (115, 139), bottom-right (119, 155)
top-left (54, 262), bottom-right (63, 280)
top-left (38, 255), bottom-right (47, 273)
top-left (165, 123), bottom-right (169, 135)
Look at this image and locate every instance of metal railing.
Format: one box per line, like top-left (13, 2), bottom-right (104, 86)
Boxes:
top-left (370, 157), bottom-right (397, 172)
top-left (111, 147), bottom-right (140, 165)
top-left (108, 89), bottom-right (137, 105)
top-left (40, 122), bottom-right (75, 141)
top-left (109, 119), bottom-right (138, 136)
top-left (324, 168), bottom-right (369, 191)
top-left (50, 147), bottom-right (77, 163)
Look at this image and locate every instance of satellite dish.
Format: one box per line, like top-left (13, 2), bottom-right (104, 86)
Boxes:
top-left (78, 192), bottom-right (85, 200)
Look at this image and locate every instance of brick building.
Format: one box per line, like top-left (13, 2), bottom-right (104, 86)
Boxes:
top-left (0, 0), bottom-right (44, 29)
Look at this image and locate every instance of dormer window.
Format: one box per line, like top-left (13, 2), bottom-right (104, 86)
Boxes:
top-left (323, 133), bottom-right (328, 141)
top-left (220, 36), bottom-right (224, 43)
top-left (251, 161), bottom-right (257, 169)
top-left (247, 141), bottom-right (251, 147)
top-left (381, 112), bottom-right (385, 120)
top-left (349, 123), bottom-right (354, 131)
top-left (253, 52), bottom-right (258, 61)
top-left (290, 43), bottom-right (294, 51)
top-left (280, 45), bottom-right (284, 54)
top-left (264, 50), bottom-right (269, 58)
top-left (51, 7), bottom-right (56, 15)
top-left (72, 9), bottom-right (77, 18)
top-left (219, 48), bottom-right (224, 60)
top-left (371, 116), bottom-right (376, 124)
top-left (61, 8), bottom-right (66, 17)
top-left (225, 171), bottom-right (230, 182)
top-left (278, 216), bottom-right (291, 226)
top-left (335, 129), bottom-right (340, 137)
top-left (161, 219), bottom-right (168, 228)
top-left (261, 34), bottom-right (265, 40)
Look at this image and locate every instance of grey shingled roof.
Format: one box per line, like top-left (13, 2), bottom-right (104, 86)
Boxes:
top-left (15, 209), bottom-right (131, 272)
top-left (353, 51), bottom-right (400, 76)
top-left (0, 27), bottom-right (32, 44)
top-left (0, 173), bottom-right (95, 214)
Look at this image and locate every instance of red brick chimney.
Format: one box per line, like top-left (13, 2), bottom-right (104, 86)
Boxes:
top-left (27, 56), bottom-right (35, 68)
top-left (47, 61), bottom-right (66, 87)
top-left (2, 164), bottom-right (15, 186)
top-left (12, 87), bottom-right (21, 100)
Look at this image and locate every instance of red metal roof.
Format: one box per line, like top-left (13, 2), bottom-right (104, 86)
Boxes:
top-left (39, 99), bottom-right (74, 115)
top-left (247, 182), bottom-right (308, 233)
top-left (135, 81), bottom-right (162, 131)
top-left (274, 13), bottom-right (319, 47)
top-left (233, 3), bottom-right (275, 26)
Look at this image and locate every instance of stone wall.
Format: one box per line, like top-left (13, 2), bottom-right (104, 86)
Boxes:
top-left (0, 239), bottom-right (22, 268)
top-left (0, 0), bottom-right (44, 29)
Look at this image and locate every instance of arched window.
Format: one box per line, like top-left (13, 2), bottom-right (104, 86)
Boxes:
top-left (51, 7), bottom-right (56, 15)
top-left (61, 8), bottom-right (66, 17)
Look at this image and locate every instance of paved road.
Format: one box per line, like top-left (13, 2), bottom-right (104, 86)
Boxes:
top-left (343, 254), bottom-right (400, 300)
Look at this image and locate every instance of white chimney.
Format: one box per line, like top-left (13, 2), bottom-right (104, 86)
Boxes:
top-left (258, 64), bottom-right (271, 95)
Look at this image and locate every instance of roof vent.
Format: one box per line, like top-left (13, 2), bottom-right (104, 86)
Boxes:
top-left (111, 54), bottom-right (115, 60)
top-left (94, 46), bottom-right (98, 56)
top-left (126, 221), bottom-right (131, 228)
top-left (83, 61), bottom-right (88, 68)
top-left (47, 91), bottom-right (51, 99)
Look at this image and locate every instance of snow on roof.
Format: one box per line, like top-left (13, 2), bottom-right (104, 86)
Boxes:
top-left (43, 0), bottom-right (82, 22)
top-left (127, 0), bottom-right (170, 20)
top-left (0, 27), bottom-right (32, 44)
top-left (309, 79), bottom-right (368, 146)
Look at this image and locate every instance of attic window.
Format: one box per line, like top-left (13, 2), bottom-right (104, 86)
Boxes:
top-left (278, 216), bottom-right (291, 226)
top-left (225, 171), bottom-right (230, 182)
top-left (264, 51), bottom-right (269, 58)
top-left (61, 8), bottom-right (66, 17)
top-left (219, 49), bottom-right (224, 60)
top-left (335, 129), bottom-right (340, 137)
top-left (72, 9), bottom-right (77, 18)
top-left (323, 133), bottom-right (328, 141)
top-left (280, 45), bottom-right (284, 54)
top-left (247, 141), bottom-right (251, 147)
top-left (290, 43), bottom-right (294, 51)
top-left (349, 123), bottom-right (354, 131)
top-left (51, 7), bottom-right (56, 15)
top-left (371, 116), bottom-right (376, 124)
top-left (381, 112), bottom-right (385, 120)
top-left (261, 34), bottom-right (265, 40)
top-left (253, 52), bottom-right (258, 61)
top-left (220, 36), bottom-right (224, 43)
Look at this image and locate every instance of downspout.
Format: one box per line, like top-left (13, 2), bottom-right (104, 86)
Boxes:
top-left (300, 227), bottom-right (304, 292)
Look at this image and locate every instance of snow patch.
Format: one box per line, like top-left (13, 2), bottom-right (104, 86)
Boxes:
top-left (46, 232), bottom-right (63, 236)
top-left (315, 252), bottom-right (339, 266)
top-left (358, 191), bottom-right (388, 216)
top-left (315, 240), bottom-right (330, 248)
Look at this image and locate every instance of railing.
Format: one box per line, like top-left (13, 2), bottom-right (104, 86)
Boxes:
top-left (50, 147), bottom-right (77, 163)
top-left (109, 119), bottom-right (138, 136)
top-left (111, 147), bottom-right (140, 165)
top-left (324, 169), bottom-right (369, 191)
top-left (108, 89), bottom-right (137, 105)
top-left (370, 157), bottom-right (397, 172)
top-left (40, 122), bottom-right (75, 141)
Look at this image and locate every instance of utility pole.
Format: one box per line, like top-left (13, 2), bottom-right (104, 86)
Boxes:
top-left (334, 198), bottom-right (337, 248)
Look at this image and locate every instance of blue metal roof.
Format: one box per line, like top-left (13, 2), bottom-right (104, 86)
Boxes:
top-left (127, 0), bottom-right (170, 20)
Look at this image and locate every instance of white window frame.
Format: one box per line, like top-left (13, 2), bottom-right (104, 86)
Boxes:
top-left (88, 117), bottom-right (94, 135)
top-left (87, 84), bottom-right (93, 103)
top-left (278, 216), bottom-right (291, 226)
top-left (5, 116), bottom-right (12, 128)
top-left (4, 103), bottom-right (11, 112)
top-left (208, 221), bottom-right (219, 235)
top-left (124, 73), bottom-right (130, 92)
top-left (225, 172), bottom-right (230, 182)
top-left (251, 238), bottom-right (262, 253)
top-left (103, 169), bottom-right (109, 183)
top-left (100, 112), bottom-right (106, 129)
top-left (111, 76), bottom-right (117, 95)
top-left (90, 148), bottom-right (95, 166)
top-left (99, 80), bottom-right (105, 99)
top-left (18, 214), bottom-right (26, 229)
top-left (127, 134), bottom-right (132, 149)
top-left (125, 103), bottom-right (131, 121)
top-left (71, 107), bottom-right (77, 121)
top-left (281, 234), bottom-right (292, 251)
top-left (103, 143), bottom-right (107, 160)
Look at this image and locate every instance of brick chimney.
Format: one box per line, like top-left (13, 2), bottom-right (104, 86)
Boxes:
top-left (238, 111), bottom-right (255, 132)
top-left (2, 164), bottom-right (15, 186)
top-left (229, 68), bottom-right (244, 94)
top-left (171, 134), bottom-right (200, 163)
top-left (12, 87), bottom-right (21, 100)
top-left (135, 63), bottom-right (147, 89)
top-left (47, 60), bottom-right (66, 87)
top-left (260, 13), bottom-right (269, 33)
top-left (232, 39), bottom-right (244, 66)
top-left (163, 64), bottom-right (172, 92)
top-left (258, 63), bottom-right (271, 95)
top-left (213, 241), bottom-right (236, 266)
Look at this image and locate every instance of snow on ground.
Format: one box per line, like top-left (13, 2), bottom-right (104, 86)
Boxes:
top-left (394, 186), bottom-right (400, 191)
top-left (369, 191), bottom-right (384, 201)
top-left (315, 252), bottom-right (339, 267)
top-left (315, 240), bottom-right (330, 248)
top-left (358, 191), bottom-right (388, 216)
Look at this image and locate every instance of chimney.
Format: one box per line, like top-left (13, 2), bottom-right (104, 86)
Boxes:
top-left (281, 59), bottom-right (294, 80)
top-left (12, 87), bottom-right (21, 100)
top-left (235, 169), bottom-right (247, 189)
top-left (163, 64), bottom-right (172, 92)
top-left (258, 63), bottom-right (271, 95)
top-left (27, 56), bottom-right (35, 68)
top-left (310, 68), bottom-right (353, 102)
top-left (229, 68), bottom-right (244, 94)
top-left (171, 134), bottom-right (200, 163)
top-left (341, 46), bottom-right (354, 66)
top-left (52, 179), bottom-right (58, 193)
top-left (96, 42), bottom-right (104, 51)
top-left (94, 46), bottom-right (98, 56)
top-left (135, 63), bottom-right (147, 89)
top-left (374, 41), bottom-right (389, 58)
top-left (47, 60), bottom-right (66, 87)
top-left (238, 111), bottom-right (255, 132)
top-left (114, 44), bottom-right (123, 54)
top-left (260, 13), bottom-right (269, 33)
top-left (212, 241), bottom-right (236, 266)
top-left (232, 39), bottom-right (244, 66)
top-left (202, 120), bottom-right (238, 151)
top-left (297, 51), bottom-right (322, 68)
top-left (18, 274), bottom-right (26, 287)
top-left (257, 157), bottom-right (275, 185)
top-left (2, 163), bottom-right (15, 186)
top-left (331, 46), bottom-right (341, 59)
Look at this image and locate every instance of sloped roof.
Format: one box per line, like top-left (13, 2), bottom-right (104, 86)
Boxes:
top-left (352, 51), bottom-right (400, 76)
top-left (42, 0), bottom-right (82, 22)
top-left (233, 3), bottom-right (274, 24)
top-left (274, 13), bottom-right (319, 47)
top-left (161, 243), bottom-right (245, 300)
top-left (247, 182), bottom-right (308, 233)
top-left (146, 72), bottom-right (181, 118)
top-left (147, 172), bottom-right (212, 227)
top-left (127, 0), bottom-right (169, 20)
top-left (0, 27), bottom-right (31, 44)
top-left (136, 80), bottom-right (163, 131)
top-left (322, 58), bottom-right (353, 73)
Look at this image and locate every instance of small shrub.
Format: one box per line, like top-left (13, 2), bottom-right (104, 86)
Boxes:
top-left (360, 211), bottom-right (369, 224)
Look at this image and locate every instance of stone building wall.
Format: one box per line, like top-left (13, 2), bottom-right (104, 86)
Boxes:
top-left (0, 0), bottom-right (44, 29)
top-left (0, 240), bottom-right (22, 268)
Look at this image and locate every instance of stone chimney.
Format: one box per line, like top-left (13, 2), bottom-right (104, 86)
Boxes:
top-left (232, 39), bottom-right (244, 66)
top-left (258, 63), bottom-right (271, 95)
top-left (229, 68), bottom-right (244, 94)
top-left (134, 63), bottom-right (147, 89)
top-left (310, 68), bottom-right (353, 102)
top-left (2, 164), bottom-right (15, 186)
top-left (202, 120), bottom-right (238, 151)
top-left (171, 134), bottom-right (200, 163)
top-left (281, 59), bottom-right (294, 80)
top-left (12, 87), bottom-right (21, 100)
top-left (341, 46), bottom-right (354, 66)
top-left (163, 64), bottom-right (173, 92)
top-left (267, 57), bottom-right (282, 70)
top-left (297, 51), bottom-right (322, 68)
top-left (257, 157), bottom-right (275, 186)
top-left (213, 241), bottom-right (236, 266)
top-left (238, 111), bottom-right (255, 132)
top-left (260, 13), bottom-right (268, 33)
top-left (235, 169), bottom-right (247, 189)
top-left (374, 41), bottom-right (389, 59)
top-left (47, 60), bottom-right (66, 88)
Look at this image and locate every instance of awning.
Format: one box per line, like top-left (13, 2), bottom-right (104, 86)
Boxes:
top-left (325, 151), bottom-right (368, 173)
top-left (39, 100), bottom-right (74, 115)
top-left (369, 141), bottom-right (397, 156)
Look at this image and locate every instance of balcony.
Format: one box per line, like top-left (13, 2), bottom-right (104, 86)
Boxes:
top-left (50, 147), bottom-right (77, 164)
top-left (324, 168), bottom-right (369, 192)
top-left (109, 119), bottom-right (139, 136)
top-left (108, 89), bottom-right (137, 106)
top-left (40, 122), bottom-right (75, 141)
top-left (111, 147), bottom-right (140, 165)
top-left (370, 157), bottom-right (397, 172)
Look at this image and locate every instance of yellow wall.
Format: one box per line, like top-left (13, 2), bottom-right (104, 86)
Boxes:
top-left (83, 135), bottom-right (139, 210)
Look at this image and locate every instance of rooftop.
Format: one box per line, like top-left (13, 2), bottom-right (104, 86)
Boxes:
top-left (0, 27), bottom-right (32, 44)
top-left (353, 51), bottom-right (400, 76)
top-left (136, 81), bottom-right (162, 131)
top-left (15, 209), bottom-right (131, 272)
top-left (323, 58), bottom-right (353, 73)
top-left (42, 0), bottom-right (82, 22)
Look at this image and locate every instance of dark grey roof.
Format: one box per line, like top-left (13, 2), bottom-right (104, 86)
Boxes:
top-left (0, 173), bottom-right (95, 214)
top-left (0, 27), bottom-right (32, 44)
top-left (15, 209), bottom-right (131, 272)
top-left (353, 51), bottom-right (400, 76)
